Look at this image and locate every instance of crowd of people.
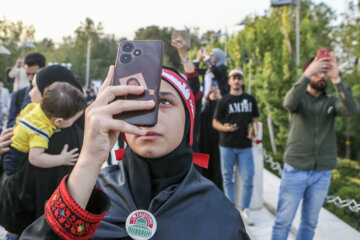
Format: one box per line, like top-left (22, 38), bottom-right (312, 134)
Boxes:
top-left (0, 33), bottom-right (358, 240)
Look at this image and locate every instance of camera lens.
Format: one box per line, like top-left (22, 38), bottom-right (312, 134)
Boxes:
top-left (120, 54), bottom-right (132, 63)
top-left (133, 49), bottom-right (141, 56)
top-left (122, 42), bottom-right (134, 52)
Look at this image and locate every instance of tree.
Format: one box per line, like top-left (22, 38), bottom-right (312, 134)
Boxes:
top-left (333, 0), bottom-right (360, 162)
top-left (227, 0), bottom-right (336, 155)
top-left (0, 17), bottom-right (35, 89)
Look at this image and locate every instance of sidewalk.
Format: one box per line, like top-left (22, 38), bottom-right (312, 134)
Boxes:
top-left (245, 169), bottom-right (360, 240)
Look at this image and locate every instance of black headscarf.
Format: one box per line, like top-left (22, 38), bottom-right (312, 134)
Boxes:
top-left (123, 67), bottom-right (195, 209)
top-left (36, 65), bottom-right (83, 94)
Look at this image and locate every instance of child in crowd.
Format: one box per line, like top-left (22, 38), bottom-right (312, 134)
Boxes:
top-left (1, 81), bottom-right (86, 175)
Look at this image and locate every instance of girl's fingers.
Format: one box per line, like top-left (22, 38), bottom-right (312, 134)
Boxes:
top-left (94, 85), bottom-right (146, 106)
top-left (105, 99), bottom-right (155, 116)
top-left (103, 118), bottom-right (147, 136)
top-left (98, 65), bottom-right (115, 95)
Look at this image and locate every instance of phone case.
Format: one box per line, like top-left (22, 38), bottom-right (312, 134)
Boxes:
top-left (113, 40), bottom-right (164, 125)
top-left (317, 49), bottom-right (329, 59)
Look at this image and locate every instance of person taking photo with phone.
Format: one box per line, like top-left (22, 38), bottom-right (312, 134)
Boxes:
top-left (194, 46), bottom-right (229, 98)
top-left (271, 51), bottom-right (360, 240)
top-left (20, 65), bottom-right (250, 239)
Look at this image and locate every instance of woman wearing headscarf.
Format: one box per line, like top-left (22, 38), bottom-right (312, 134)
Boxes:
top-left (199, 48), bottom-right (228, 98)
top-left (20, 66), bottom-right (249, 240)
top-left (0, 65), bottom-right (85, 238)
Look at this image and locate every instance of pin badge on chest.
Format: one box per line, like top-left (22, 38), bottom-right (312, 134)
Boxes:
top-left (126, 210), bottom-right (157, 240)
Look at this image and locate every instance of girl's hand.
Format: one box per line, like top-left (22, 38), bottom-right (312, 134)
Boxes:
top-left (80, 65), bottom-right (155, 168)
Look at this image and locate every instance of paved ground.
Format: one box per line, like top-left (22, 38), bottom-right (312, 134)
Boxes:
top-left (249, 169), bottom-right (360, 240)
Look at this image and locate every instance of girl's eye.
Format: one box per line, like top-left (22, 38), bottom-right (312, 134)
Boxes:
top-left (159, 98), bottom-right (172, 105)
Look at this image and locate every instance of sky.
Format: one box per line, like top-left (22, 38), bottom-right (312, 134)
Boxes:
top-left (1, 0), bottom-right (352, 43)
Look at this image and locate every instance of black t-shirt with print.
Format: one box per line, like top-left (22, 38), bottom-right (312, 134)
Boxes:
top-left (214, 93), bottom-right (259, 148)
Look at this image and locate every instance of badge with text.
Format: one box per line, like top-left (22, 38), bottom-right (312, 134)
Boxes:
top-left (126, 210), bottom-right (157, 240)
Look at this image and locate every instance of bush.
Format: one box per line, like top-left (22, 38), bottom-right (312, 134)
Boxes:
top-left (324, 158), bottom-right (360, 231)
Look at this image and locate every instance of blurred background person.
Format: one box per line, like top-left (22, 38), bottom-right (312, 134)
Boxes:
top-left (197, 47), bottom-right (229, 98)
top-left (0, 82), bottom-right (10, 132)
top-left (7, 52), bottom-right (46, 128)
top-left (8, 57), bottom-right (27, 92)
top-left (199, 83), bottom-right (223, 190)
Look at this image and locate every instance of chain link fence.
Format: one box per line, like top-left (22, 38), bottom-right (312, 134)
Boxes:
top-left (261, 147), bottom-right (360, 213)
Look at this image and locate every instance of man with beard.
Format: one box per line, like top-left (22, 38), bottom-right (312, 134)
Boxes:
top-left (271, 52), bottom-right (359, 240)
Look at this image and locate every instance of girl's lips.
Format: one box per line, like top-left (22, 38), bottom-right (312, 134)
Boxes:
top-left (137, 130), bottom-right (162, 141)
top-left (145, 130), bottom-right (161, 136)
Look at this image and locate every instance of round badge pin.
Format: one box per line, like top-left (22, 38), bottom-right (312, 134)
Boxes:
top-left (126, 210), bottom-right (157, 240)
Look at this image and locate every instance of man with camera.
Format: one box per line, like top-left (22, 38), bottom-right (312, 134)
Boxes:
top-left (271, 51), bottom-right (359, 240)
top-left (212, 69), bottom-right (259, 226)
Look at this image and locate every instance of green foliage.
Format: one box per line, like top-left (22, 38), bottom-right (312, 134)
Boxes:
top-left (227, 0), bottom-right (337, 154)
top-left (324, 158), bottom-right (360, 231)
top-left (0, 17), bottom-right (35, 90)
top-left (332, 1), bottom-right (360, 161)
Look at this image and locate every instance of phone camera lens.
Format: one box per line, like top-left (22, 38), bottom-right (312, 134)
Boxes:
top-left (120, 54), bottom-right (132, 63)
top-left (133, 49), bottom-right (141, 56)
top-left (322, 50), bottom-right (326, 54)
top-left (122, 42), bottom-right (134, 52)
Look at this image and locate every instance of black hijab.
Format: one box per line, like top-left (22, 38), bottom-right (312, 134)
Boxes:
top-left (123, 67), bottom-right (195, 209)
top-left (36, 65), bottom-right (83, 94)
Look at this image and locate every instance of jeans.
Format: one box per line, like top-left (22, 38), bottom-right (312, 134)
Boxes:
top-left (271, 163), bottom-right (332, 240)
top-left (2, 147), bottom-right (27, 175)
top-left (219, 146), bottom-right (254, 208)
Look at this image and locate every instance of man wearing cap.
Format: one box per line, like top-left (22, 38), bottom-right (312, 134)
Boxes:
top-left (271, 52), bottom-right (359, 240)
top-left (213, 69), bottom-right (259, 226)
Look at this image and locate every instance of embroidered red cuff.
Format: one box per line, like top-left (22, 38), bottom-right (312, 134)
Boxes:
top-left (185, 71), bottom-right (198, 79)
top-left (45, 176), bottom-right (108, 240)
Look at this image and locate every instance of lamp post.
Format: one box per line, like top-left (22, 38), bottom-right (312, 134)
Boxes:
top-left (21, 40), bottom-right (35, 56)
top-left (212, 29), bottom-right (228, 55)
top-left (211, 29), bottom-right (229, 66)
top-left (81, 30), bottom-right (103, 88)
top-left (85, 39), bottom-right (91, 88)
top-left (271, 0), bottom-right (300, 65)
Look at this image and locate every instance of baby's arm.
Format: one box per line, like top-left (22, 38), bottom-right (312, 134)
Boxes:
top-left (29, 144), bottom-right (79, 168)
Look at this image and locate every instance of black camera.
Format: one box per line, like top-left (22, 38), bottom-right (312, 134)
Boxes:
top-left (120, 54), bottom-right (132, 63)
top-left (122, 42), bottom-right (134, 52)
